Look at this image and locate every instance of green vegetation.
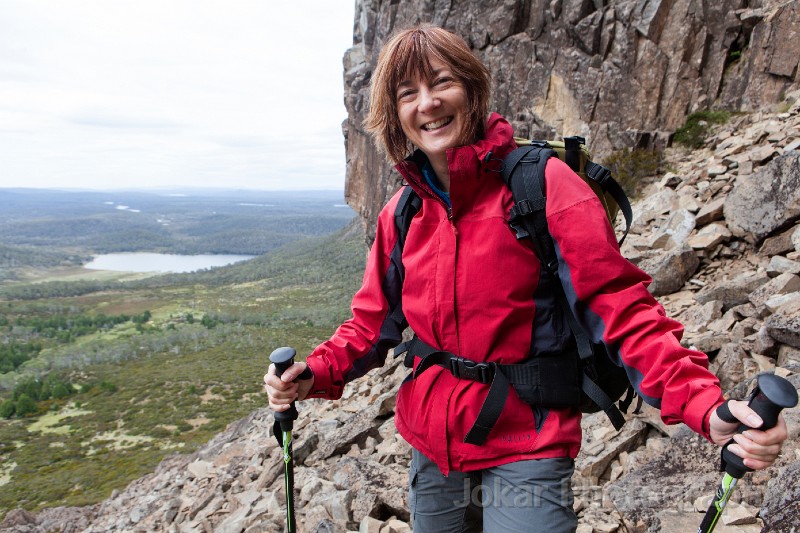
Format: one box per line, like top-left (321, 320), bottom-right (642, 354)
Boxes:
top-left (0, 280), bottom-right (127, 301)
top-left (15, 311), bottom-right (147, 342)
top-left (775, 93), bottom-right (796, 114)
top-left (0, 342), bottom-right (41, 373)
top-left (1, 374), bottom-right (77, 418)
top-left (1, 244), bottom-right (89, 281)
top-left (0, 223), bottom-right (366, 518)
top-left (602, 147), bottom-right (664, 197)
top-left (673, 110), bottom-right (731, 149)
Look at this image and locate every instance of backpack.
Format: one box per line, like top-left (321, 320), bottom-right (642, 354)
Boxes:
top-left (394, 136), bottom-right (637, 445)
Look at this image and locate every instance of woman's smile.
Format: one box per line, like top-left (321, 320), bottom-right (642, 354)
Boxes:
top-left (421, 116), bottom-right (454, 131)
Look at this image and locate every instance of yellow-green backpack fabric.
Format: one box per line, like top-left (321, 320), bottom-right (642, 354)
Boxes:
top-left (512, 136), bottom-right (628, 237)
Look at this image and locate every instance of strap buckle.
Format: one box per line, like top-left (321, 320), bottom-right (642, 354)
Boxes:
top-left (514, 199), bottom-right (535, 217)
top-left (449, 357), bottom-right (495, 384)
top-left (587, 163), bottom-right (612, 188)
top-left (509, 198), bottom-right (546, 220)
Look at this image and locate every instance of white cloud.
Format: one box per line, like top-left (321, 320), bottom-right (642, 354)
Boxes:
top-left (0, 0), bottom-right (355, 190)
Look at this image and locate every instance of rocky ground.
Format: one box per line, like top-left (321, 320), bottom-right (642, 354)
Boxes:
top-left (2, 95), bottom-right (799, 533)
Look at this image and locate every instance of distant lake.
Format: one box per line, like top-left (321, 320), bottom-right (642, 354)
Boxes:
top-left (84, 253), bottom-right (256, 273)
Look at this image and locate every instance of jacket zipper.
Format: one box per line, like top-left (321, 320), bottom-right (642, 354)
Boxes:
top-left (447, 212), bottom-right (459, 473)
top-left (451, 215), bottom-right (460, 355)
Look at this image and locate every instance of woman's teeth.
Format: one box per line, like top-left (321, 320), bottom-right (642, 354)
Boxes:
top-left (422, 117), bottom-right (452, 131)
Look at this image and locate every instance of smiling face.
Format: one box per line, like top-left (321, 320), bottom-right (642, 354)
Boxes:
top-left (396, 57), bottom-right (469, 167)
top-left (364, 25), bottom-right (491, 165)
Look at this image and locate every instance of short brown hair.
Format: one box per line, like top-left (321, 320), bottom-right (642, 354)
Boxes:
top-left (363, 24), bottom-right (491, 163)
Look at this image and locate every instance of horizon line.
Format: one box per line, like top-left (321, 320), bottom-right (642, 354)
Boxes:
top-left (0, 186), bottom-right (347, 194)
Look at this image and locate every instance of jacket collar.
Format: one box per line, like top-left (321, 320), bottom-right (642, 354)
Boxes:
top-left (395, 113), bottom-right (516, 217)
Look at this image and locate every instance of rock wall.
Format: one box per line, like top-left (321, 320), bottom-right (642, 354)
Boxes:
top-left (4, 90), bottom-right (800, 533)
top-left (343, 0), bottom-right (800, 240)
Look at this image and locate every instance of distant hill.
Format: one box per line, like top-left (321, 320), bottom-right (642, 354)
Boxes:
top-left (0, 189), bottom-right (355, 278)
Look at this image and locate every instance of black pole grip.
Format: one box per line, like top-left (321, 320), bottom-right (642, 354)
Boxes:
top-left (721, 373), bottom-right (798, 478)
top-left (270, 346), bottom-right (296, 378)
top-left (270, 346), bottom-right (298, 428)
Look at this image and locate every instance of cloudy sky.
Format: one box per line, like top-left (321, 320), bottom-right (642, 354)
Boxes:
top-left (0, 1), bottom-right (356, 191)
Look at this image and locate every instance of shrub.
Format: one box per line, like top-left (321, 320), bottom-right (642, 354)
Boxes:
top-left (602, 148), bottom-right (663, 197)
top-left (51, 383), bottom-right (73, 399)
top-left (99, 381), bottom-right (118, 394)
top-left (0, 399), bottom-right (15, 418)
top-left (13, 378), bottom-right (43, 402)
top-left (14, 394), bottom-right (38, 417)
top-left (673, 110), bottom-right (731, 148)
top-left (132, 311), bottom-right (152, 325)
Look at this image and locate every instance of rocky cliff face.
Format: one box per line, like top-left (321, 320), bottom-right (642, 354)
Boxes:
top-left (3, 90), bottom-right (800, 533)
top-left (343, 0), bottom-right (800, 240)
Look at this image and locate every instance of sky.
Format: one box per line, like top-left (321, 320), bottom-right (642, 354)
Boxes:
top-left (0, 0), bottom-right (356, 191)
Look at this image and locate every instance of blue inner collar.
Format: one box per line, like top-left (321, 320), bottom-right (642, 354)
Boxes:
top-left (420, 159), bottom-right (451, 207)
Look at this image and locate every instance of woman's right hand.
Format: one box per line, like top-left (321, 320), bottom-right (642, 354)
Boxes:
top-left (263, 362), bottom-right (314, 412)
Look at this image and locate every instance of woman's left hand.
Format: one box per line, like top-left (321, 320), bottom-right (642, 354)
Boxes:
top-left (708, 399), bottom-right (789, 471)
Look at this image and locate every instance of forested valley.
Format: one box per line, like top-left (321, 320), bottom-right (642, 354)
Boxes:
top-left (0, 188), bottom-right (364, 518)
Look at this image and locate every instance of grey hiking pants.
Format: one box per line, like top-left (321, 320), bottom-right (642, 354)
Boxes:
top-left (409, 448), bottom-right (577, 533)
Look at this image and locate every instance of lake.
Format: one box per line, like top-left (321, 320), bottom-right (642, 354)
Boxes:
top-left (84, 253), bottom-right (256, 273)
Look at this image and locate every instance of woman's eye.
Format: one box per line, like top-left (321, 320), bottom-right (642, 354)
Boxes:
top-left (397, 90), bottom-right (415, 101)
top-left (434, 76), bottom-right (453, 86)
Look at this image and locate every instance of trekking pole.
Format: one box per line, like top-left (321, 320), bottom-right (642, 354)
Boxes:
top-left (270, 346), bottom-right (303, 533)
top-left (697, 373), bottom-right (798, 533)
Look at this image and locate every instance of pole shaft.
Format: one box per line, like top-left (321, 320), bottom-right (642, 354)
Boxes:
top-left (270, 347), bottom-right (299, 533)
top-left (283, 429), bottom-right (296, 533)
top-left (698, 474), bottom-right (737, 533)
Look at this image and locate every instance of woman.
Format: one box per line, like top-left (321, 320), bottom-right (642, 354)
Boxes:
top-left (265, 25), bottom-right (788, 532)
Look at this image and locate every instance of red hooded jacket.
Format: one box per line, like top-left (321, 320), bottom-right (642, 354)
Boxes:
top-left (305, 113), bottom-right (724, 474)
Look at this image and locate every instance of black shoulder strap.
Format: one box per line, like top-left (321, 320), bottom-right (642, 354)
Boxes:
top-left (395, 185), bottom-right (422, 251)
top-left (502, 145), bottom-right (560, 275)
top-left (501, 145), bottom-right (627, 430)
top-left (389, 186), bottom-right (422, 327)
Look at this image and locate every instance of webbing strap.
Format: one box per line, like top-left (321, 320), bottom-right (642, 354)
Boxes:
top-left (585, 160), bottom-right (633, 245)
top-left (555, 264), bottom-right (626, 428)
top-left (404, 337), bottom-right (511, 446)
top-left (502, 145), bottom-right (559, 273)
top-left (559, 289), bottom-right (595, 361)
top-left (465, 372), bottom-right (510, 445)
top-left (501, 143), bottom-right (544, 179)
top-left (582, 374), bottom-right (626, 430)
top-left (390, 186), bottom-right (422, 327)
top-left (394, 185), bottom-right (422, 249)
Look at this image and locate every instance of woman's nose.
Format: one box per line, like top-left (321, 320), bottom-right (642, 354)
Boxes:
top-left (417, 88), bottom-right (440, 112)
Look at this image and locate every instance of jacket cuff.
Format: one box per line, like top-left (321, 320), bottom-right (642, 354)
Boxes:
top-left (304, 355), bottom-right (332, 399)
top-left (683, 386), bottom-right (726, 440)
